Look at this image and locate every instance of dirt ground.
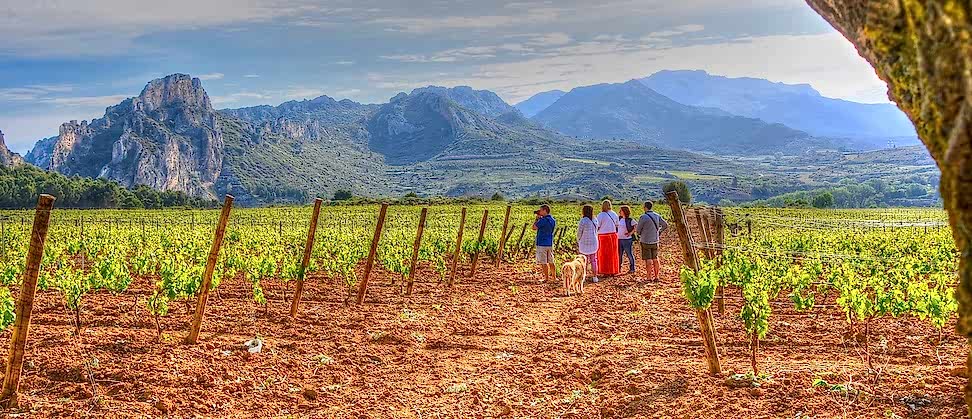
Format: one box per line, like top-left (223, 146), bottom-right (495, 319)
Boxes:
top-left (0, 232), bottom-right (966, 418)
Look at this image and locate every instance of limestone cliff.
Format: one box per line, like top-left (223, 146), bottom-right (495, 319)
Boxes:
top-left (0, 130), bottom-right (23, 167)
top-left (38, 74), bottom-right (224, 197)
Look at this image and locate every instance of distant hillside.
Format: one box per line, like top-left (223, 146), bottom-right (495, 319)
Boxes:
top-left (640, 70), bottom-right (917, 141)
top-left (532, 80), bottom-right (821, 155)
top-left (515, 90), bottom-right (566, 117)
top-left (218, 95), bottom-right (391, 202)
top-left (367, 89), bottom-right (566, 165)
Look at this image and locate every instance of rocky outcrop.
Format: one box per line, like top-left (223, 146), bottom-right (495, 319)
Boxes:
top-left (0, 130), bottom-right (23, 167)
top-left (409, 86), bottom-right (515, 118)
top-left (36, 74), bottom-right (224, 197)
top-left (23, 135), bottom-right (56, 168)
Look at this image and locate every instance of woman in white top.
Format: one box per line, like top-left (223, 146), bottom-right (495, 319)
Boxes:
top-left (595, 200), bottom-right (620, 277)
top-left (576, 204), bottom-right (600, 281)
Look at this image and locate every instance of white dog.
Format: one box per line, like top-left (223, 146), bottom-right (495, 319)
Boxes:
top-left (561, 255), bottom-right (588, 296)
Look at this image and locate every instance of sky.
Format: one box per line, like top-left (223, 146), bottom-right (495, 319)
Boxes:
top-left (0, 0), bottom-right (890, 153)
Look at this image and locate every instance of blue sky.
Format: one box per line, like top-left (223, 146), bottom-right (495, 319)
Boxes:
top-left (0, 0), bottom-right (890, 153)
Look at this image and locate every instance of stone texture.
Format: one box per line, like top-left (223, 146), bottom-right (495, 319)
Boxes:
top-left (0, 129), bottom-right (24, 167)
top-left (805, 0), bottom-right (972, 410)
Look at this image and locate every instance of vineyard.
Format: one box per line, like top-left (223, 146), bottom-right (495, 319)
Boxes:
top-left (0, 197), bottom-right (965, 417)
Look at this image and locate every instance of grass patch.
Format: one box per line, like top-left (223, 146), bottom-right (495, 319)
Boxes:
top-left (667, 170), bottom-right (730, 180)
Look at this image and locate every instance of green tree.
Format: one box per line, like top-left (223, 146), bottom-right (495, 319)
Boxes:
top-left (812, 192), bottom-right (835, 209)
top-left (662, 181), bottom-right (691, 204)
top-left (332, 189), bottom-right (353, 201)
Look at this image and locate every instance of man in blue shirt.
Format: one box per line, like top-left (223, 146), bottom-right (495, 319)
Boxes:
top-left (532, 204), bottom-right (556, 282)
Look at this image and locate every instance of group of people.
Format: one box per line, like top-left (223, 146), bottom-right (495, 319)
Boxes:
top-left (532, 200), bottom-right (669, 283)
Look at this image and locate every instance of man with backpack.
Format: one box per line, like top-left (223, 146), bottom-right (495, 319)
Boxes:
top-left (636, 201), bottom-right (669, 281)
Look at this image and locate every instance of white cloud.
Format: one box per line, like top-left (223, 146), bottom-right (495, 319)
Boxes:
top-left (0, 84), bottom-right (75, 101)
top-left (527, 32), bottom-right (572, 46)
top-left (0, 1), bottom-right (302, 54)
top-left (209, 92), bottom-right (272, 106)
top-left (197, 73), bottom-right (225, 81)
top-left (283, 87), bottom-right (328, 100)
top-left (334, 60), bottom-right (355, 65)
top-left (372, 7), bottom-right (561, 33)
top-left (334, 88), bottom-right (362, 98)
top-left (243, 74), bottom-right (261, 78)
top-left (645, 24), bottom-right (705, 38)
top-left (45, 95), bottom-right (130, 107)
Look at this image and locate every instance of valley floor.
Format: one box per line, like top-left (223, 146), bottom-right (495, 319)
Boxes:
top-left (0, 233), bottom-right (966, 418)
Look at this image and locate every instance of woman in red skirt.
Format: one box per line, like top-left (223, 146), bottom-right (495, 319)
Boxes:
top-left (594, 200), bottom-right (620, 279)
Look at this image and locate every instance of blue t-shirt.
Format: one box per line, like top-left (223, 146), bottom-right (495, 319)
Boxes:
top-left (535, 215), bottom-right (556, 247)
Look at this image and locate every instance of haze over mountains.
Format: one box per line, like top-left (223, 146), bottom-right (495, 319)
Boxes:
top-left (2, 70), bottom-right (930, 205)
top-left (531, 80), bottom-right (818, 155)
top-left (641, 70), bottom-right (917, 140)
top-left (515, 70), bottom-right (918, 149)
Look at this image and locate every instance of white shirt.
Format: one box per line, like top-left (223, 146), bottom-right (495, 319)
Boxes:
top-left (617, 216), bottom-right (635, 240)
top-left (596, 210), bottom-right (619, 235)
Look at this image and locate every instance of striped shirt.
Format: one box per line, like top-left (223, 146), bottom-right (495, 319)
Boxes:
top-left (577, 217), bottom-right (599, 255)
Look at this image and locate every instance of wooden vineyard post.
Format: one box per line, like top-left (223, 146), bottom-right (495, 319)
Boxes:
top-left (448, 208), bottom-right (467, 286)
top-left (496, 206), bottom-right (511, 267)
top-left (665, 191), bottom-right (721, 375)
top-left (0, 194), bottom-right (55, 407)
top-left (355, 203), bottom-right (389, 305)
top-left (186, 195), bottom-right (234, 344)
top-left (405, 208), bottom-right (428, 295)
top-left (515, 223), bottom-right (528, 258)
top-left (290, 198), bottom-right (323, 318)
top-left (695, 210), bottom-right (715, 259)
top-left (746, 218), bottom-right (752, 236)
top-left (468, 209), bottom-right (489, 278)
top-left (555, 226), bottom-right (566, 249)
top-left (502, 225), bottom-right (516, 255)
top-left (713, 208), bottom-right (727, 316)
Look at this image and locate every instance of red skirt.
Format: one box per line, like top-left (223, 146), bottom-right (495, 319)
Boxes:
top-left (596, 233), bottom-right (620, 276)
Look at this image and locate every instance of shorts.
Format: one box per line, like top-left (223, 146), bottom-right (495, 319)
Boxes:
top-left (536, 246), bottom-right (554, 264)
top-left (640, 243), bottom-right (659, 260)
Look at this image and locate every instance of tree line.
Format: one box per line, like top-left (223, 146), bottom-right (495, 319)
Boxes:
top-left (0, 165), bottom-right (217, 209)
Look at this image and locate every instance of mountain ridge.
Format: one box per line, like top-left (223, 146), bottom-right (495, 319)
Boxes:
top-left (20, 72), bottom-right (935, 206)
top-left (532, 79), bottom-right (816, 155)
top-left (640, 69), bottom-right (917, 141)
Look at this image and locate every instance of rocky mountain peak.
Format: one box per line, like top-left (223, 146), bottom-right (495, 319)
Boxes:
top-left (135, 74), bottom-right (213, 115)
top-left (27, 73), bottom-right (224, 197)
top-left (409, 85), bottom-right (514, 117)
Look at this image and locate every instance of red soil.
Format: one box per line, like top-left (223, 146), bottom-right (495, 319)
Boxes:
top-left (0, 234), bottom-right (966, 418)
